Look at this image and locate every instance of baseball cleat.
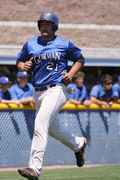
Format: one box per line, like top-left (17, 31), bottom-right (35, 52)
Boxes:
top-left (75, 137), bottom-right (87, 167)
top-left (18, 167), bottom-right (39, 180)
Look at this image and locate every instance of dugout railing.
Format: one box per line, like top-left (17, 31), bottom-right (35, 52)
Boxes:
top-left (0, 103), bottom-right (120, 168)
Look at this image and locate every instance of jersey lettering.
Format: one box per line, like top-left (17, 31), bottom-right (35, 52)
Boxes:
top-left (34, 52), bottom-right (62, 64)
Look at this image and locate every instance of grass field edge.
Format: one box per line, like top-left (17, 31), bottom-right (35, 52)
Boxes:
top-left (0, 164), bottom-right (120, 172)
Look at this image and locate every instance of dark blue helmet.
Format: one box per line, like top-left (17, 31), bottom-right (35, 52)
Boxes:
top-left (38, 11), bottom-right (59, 32)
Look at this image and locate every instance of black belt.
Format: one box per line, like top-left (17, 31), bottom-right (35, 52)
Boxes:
top-left (35, 84), bottom-right (56, 91)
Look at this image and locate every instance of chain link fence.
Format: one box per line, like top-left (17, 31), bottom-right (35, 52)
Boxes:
top-left (0, 106), bottom-right (120, 168)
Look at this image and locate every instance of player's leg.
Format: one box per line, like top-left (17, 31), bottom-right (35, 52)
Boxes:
top-left (28, 84), bottom-right (67, 177)
top-left (49, 114), bottom-right (87, 167)
top-left (18, 91), bottom-right (43, 180)
top-left (49, 117), bottom-right (85, 151)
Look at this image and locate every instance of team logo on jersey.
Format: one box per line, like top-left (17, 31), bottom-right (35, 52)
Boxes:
top-left (67, 87), bottom-right (75, 94)
top-left (34, 52), bottom-right (62, 64)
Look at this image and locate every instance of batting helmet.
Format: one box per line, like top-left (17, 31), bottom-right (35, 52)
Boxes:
top-left (38, 11), bottom-right (59, 32)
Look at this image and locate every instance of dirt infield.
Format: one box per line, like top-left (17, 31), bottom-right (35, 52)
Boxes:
top-left (1, 26), bottom-right (120, 48)
top-left (0, 0), bottom-right (120, 47)
top-left (0, 164), bottom-right (117, 172)
top-left (1, 0), bottom-right (120, 24)
top-left (0, 166), bottom-right (76, 172)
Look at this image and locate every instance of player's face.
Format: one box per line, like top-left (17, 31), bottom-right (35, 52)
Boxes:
top-left (39, 20), bottom-right (55, 41)
top-left (1, 83), bottom-right (9, 93)
top-left (75, 77), bottom-right (84, 88)
top-left (103, 81), bottom-right (112, 91)
top-left (17, 76), bottom-right (27, 88)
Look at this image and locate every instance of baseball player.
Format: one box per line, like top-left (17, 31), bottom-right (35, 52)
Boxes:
top-left (10, 71), bottom-right (34, 104)
top-left (17, 11), bottom-right (87, 180)
top-left (112, 76), bottom-right (120, 103)
top-left (0, 76), bottom-right (11, 100)
top-left (90, 74), bottom-right (113, 109)
top-left (67, 71), bottom-right (91, 107)
top-left (0, 76), bottom-right (18, 104)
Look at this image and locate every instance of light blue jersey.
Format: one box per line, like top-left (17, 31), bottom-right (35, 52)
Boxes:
top-left (0, 89), bottom-right (11, 100)
top-left (10, 83), bottom-right (34, 100)
top-left (90, 84), bottom-right (113, 102)
top-left (17, 36), bottom-right (82, 87)
top-left (112, 83), bottom-right (120, 97)
top-left (67, 83), bottom-right (89, 102)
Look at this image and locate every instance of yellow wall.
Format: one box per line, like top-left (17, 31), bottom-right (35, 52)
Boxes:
top-left (0, 103), bottom-right (120, 110)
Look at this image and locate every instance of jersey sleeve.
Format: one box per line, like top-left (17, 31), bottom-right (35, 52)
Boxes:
top-left (17, 42), bottom-right (30, 63)
top-left (112, 84), bottom-right (119, 97)
top-left (90, 85), bottom-right (100, 98)
top-left (67, 41), bottom-right (85, 65)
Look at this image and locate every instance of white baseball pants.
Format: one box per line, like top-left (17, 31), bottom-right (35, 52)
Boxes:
top-left (29, 83), bottom-right (84, 176)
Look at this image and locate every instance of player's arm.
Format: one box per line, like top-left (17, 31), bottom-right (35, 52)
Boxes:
top-left (116, 98), bottom-right (120, 103)
top-left (69, 60), bottom-right (83, 76)
top-left (17, 42), bottom-right (33, 72)
top-left (17, 57), bottom-right (33, 72)
top-left (90, 96), bottom-right (110, 109)
top-left (62, 40), bottom-right (85, 84)
top-left (0, 99), bottom-right (20, 105)
top-left (67, 98), bottom-right (81, 105)
top-left (62, 60), bottom-right (84, 85)
top-left (90, 96), bottom-right (104, 105)
top-left (17, 97), bottom-right (35, 105)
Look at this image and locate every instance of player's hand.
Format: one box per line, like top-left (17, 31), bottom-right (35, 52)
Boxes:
top-left (11, 99), bottom-right (20, 106)
top-left (102, 101), bottom-right (110, 110)
top-left (108, 101), bottom-right (113, 105)
top-left (61, 72), bottom-right (72, 85)
top-left (27, 97), bottom-right (35, 103)
top-left (23, 57), bottom-right (34, 71)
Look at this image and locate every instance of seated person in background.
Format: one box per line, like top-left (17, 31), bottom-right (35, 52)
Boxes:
top-left (90, 74), bottom-right (113, 109)
top-left (112, 75), bottom-right (120, 103)
top-left (67, 71), bottom-right (91, 107)
top-left (0, 76), bottom-right (18, 104)
top-left (0, 77), bottom-right (2, 89)
top-left (10, 71), bottom-right (34, 104)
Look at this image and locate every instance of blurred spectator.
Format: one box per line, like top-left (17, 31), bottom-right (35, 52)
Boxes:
top-left (67, 71), bottom-right (91, 107)
top-left (112, 76), bottom-right (120, 103)
top-left (0, 77), bottom-right (2, 89)
top-left (10, 71), bottom-right (34, 104)
top-left (0, 76), bottom-right (18, 104)
top-left (90, 74), bottom-right (113, 109)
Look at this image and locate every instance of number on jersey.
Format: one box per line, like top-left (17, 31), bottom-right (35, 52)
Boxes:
top-left (47, 62), bottom-right (58, 72)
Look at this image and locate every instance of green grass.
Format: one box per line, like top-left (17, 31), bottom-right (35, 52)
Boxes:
top-left (0, 165), bottom-right (120, 180)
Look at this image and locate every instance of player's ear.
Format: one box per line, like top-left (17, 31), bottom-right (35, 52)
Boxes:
top-left (17, 77), bottom-right (20, 82)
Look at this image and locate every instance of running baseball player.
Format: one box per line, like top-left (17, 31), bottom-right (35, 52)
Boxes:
top-left (17, 11), bottom-right (87, 180)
